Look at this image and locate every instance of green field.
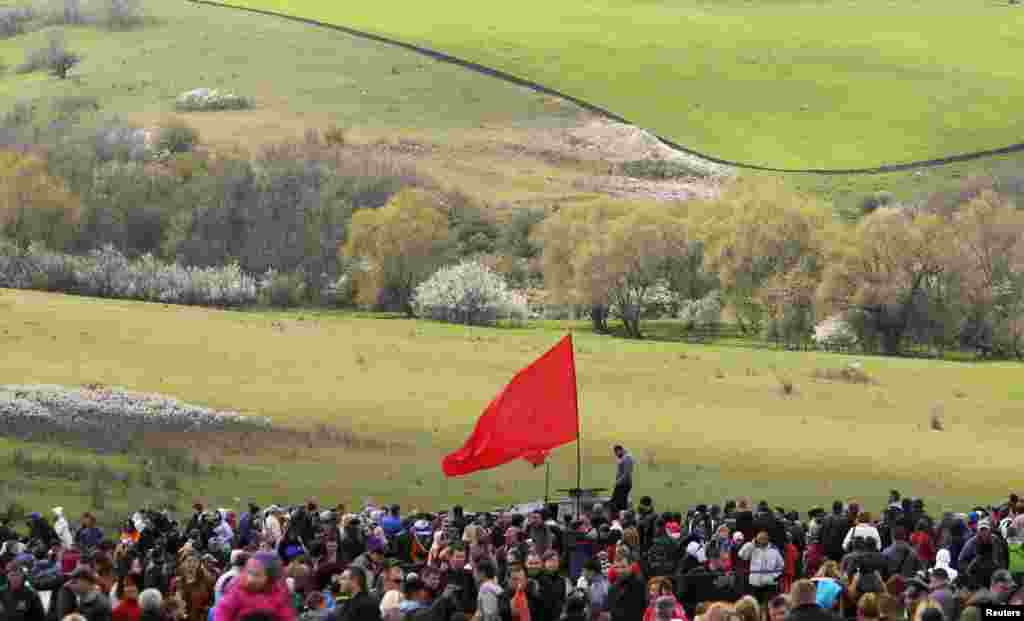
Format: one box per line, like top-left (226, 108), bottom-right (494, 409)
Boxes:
top-left (2, 289), bottom-right (1021, 518)
top-left (214, 0), bottom-right (1024, 170)
top-left (2, 0), bottom-right (1024, 212)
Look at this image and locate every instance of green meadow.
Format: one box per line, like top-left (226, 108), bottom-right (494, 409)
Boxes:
top-left (218, 0), bottom-right (1024, 169)
top-left (1, 289), bottom-right (1020, 518)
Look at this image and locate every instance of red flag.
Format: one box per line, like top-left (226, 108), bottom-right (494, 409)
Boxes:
top-left (522, 450), bottom-right (549, 468)
top-left (442, 335), bottom-right (578, 477)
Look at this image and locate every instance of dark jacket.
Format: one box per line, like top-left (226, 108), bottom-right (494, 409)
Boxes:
top-left (821, 515), bottom-right (852, 562)
top-left (882, 541), bottom-right (922, 579)
top-left (535, 573), bottom-right (567, 621)
top-left (48, 585), bottom-right (79, 621)
top-left (330, 591), bottom-right (381, 621)
top-left (443, 569), bottom-right (478, 615)
top-left (646, 536), bottom-right (681, 578)
top-left (79, 591), bottom-right (114, 621)
top-left (786, 603), bottom-right (842, 621)
top-left (1, 585), bottom-right (47, 621)
top-left (735, 511), bottom-right (755, 543)
top-left (607, 573), bottom-right (645, 621)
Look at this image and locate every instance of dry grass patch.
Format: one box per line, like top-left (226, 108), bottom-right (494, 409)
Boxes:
top-left (812, 363), bottom-right (876, 385)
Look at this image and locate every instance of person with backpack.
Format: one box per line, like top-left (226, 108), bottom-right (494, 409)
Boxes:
top-left (820, 503), bottom-right (851, 564)
top-left (1006, 526), bottom-right (1024, 586)
top-left (882, 527), bottom-right (922, 580)
top-left (645, 520), bottom-right (680, 580)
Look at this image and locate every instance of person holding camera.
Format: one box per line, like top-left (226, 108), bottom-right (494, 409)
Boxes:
top-left (737, 532), bottom-right (784, 606)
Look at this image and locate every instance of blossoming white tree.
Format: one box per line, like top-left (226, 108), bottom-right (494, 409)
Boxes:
top-left (412, 259), bottom-right (528, 326)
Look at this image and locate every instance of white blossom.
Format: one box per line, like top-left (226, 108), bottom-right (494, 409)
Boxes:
top-left (412, 259), bottom-right (528, 326)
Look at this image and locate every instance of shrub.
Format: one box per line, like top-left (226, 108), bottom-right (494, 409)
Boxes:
top-left (92, 120), bottom-right (149, 162)
top-left (811, 363), bottom-right (875, 385)
top-left (412, 259), bottom-right (528, 326)
top-left (2, 101), bottom-right (35, 127)
top-left (104, 0), bottom-right (144, 29)
top-left (0, 6), bottom-right (34, 38)
top-left (858, 190), bottom-right (895, 215)
top-left (17, 31), bottom-right (80, 79)
top-left (156, 118), bottom-right (199, 154)
top-left (679, 290), bottom-right (723, 333)
top-left (0, 243), bottom-right (259, 306)
top-left (620, 159), bottom-right (707, 180)
top-left (813, 316), bottom-right (859, 351)
top-left (49, 95), bottom-right (99, 121)
top-left (324, 125), bottom-right (346, 147)
top-left (175, 88), bottom-right (253, 112)
top-left (258, 269), bottom-right (307, 308)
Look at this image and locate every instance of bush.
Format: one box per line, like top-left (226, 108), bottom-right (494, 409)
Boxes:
top-left (258, 269), bottom-right (307, 308)
top-left (811, 363), bottom-right (875, 385)
top-left (156, 118), bottom-right (199, 154)
top-left (412, 259), bottom-right (528, 326)
top-left (0, 243), bottom-right (259, 307)
top-left (813, 316), bottom-right (859, 351)
top-left (17, 31), bottom-right (80, 79)
top-left (620, 159), bottom-right (707, 180)
top-left (49, 95), bottom-right (100, 122)
top-left (0, 6), bottom-right (34, 38)
top-left (104, 0), bottom-right (143, 29)
top-left (175, 88), bottom-right (253, 112)
top-left (858, 190), bottom-right (894, 215)
top-left (679, 290), bottom-right (723, 333)
top-left (92, 120), bottom-right (149, 162)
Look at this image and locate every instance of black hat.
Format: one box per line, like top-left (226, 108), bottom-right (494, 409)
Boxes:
top-left (69, 567), bottom-right (97, 582)
top-left (404, 576), bottom-right (427, 596)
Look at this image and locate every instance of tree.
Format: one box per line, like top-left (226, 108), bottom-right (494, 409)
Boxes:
top-left (818, 205), bottom-right (956, 355)
top-left (949, 191), bottom-right (1024, 358)
top-left (342, 188), bottom-right (450, 315)
top-left (535, 200), bottom-right (689, 338)
top-left (0, 150), bottom-right (80, 250)
top-left (688, 179), bottom-right (835, 337)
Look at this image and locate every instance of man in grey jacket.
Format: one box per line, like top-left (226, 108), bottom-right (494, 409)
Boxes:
top-left (611, 446), bottom-right (634, 513)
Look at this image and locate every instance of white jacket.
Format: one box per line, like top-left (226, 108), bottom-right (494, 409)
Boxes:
top-left (53, 508), bottom-right (73, 549)
top-left (843, 523), bottom-right (881, 552)
top-left (739, 542), bottom-right (784, 587)
top-left (265, 514), bottom-right (282, 545)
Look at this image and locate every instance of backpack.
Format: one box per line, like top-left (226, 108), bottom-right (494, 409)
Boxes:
top-left (1008, 541), bottom-right (1024, 574)
top-left (647, 539), bottom-right (679, 577)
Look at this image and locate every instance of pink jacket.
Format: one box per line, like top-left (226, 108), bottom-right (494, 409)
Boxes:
top-left (214, 579), bottom-right (296, 621)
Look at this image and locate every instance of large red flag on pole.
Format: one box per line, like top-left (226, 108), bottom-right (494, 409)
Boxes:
top-left (442, 334), bottom-right (579, 477)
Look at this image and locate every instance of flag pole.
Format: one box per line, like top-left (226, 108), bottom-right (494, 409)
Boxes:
top-left (544, 461), bottom-right (551, 505)
top-left (570, 331), bottom-right (582, 518)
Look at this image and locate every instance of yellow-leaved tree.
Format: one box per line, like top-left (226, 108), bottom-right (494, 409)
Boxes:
top-left (534, 199), bottom-right (688, 338)
top-left (0, 149), bottom-right (80, 251)
top-left (688, 178), bottom-right (837, 340)
top-left (341, 188), bottom-right (450, 315)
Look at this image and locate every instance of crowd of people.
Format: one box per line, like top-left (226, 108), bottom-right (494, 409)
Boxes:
top-left (1, 485), bottom-right (1023, 621)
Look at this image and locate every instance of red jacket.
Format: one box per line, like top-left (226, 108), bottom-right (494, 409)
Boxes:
top-left (644, 598), bottom-right (688, 621)
top-left (910, 532), bottom-right (936, 565)
top-left (214, 579), bottom-right (296, 621)
top-left (113, 599), bottom-right (142, 621)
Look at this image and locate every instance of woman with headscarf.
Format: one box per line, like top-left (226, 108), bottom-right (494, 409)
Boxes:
top-left (215, 553), bottom-right (296, 621)
top-left (932, 549), bottom-right (958, 584)
top-left (53, 508), bottom-right (74, 550)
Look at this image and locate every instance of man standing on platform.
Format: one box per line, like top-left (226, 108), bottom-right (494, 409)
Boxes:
top-left (611, 445), bottom-right (634, 513)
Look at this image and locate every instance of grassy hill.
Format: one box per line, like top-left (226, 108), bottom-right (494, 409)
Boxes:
top-left (212, 0), bottom-right (1024, 170)
top-left (2, 289), bottom-right (1021, 516)
top-left (2, 0), bottom-right (1024, 213)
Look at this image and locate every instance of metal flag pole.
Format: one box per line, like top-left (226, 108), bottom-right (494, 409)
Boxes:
top-left (544, 461), bottom-right (551, 505)
top-left (570, 331), bottom-right (582, 518)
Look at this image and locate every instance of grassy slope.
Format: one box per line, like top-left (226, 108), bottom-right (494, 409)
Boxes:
top-left (218, 0), bottom-right (1024, 169)
top-left (0, 0), bottom-right (607, 206)
top-left (1, 289), bottom-right (1021, 514)
top-left (1, 1), bottom-right (1023, 212)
